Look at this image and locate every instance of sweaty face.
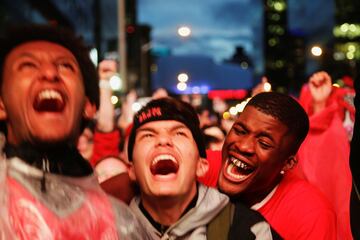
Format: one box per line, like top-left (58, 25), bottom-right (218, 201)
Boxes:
top-left (218, 106), bottom-right (292, 205)
top-left (0, 41), bottom-right (89, 146)
top-left (130, 120), bottom-right (202, 201)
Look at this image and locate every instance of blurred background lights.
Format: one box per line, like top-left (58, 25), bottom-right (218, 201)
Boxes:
top-left (200, 85), bottom-right (209, 93)
top-left (311, 46), bottom-right (323, 56)
top-left (177, 26), bottom-right (191, 37)
top-left (240, 62), bottom-right (248, 69)
top-left (274, 2), bottom-right (285, 11)
top-left (264, 82), bottom-right (272, 91)
top-left (109, 74), bottom-right (122, 90)
top-left (340, 23), bottom-right (349, 32)
top-left (229, 106), bottom-right (238, 115)
top-left (346, 52), bottom-right (354, 59)
top-left (110, 95), bottom-right (118, 105)
top-left (192, 86), bottom-right (200, 94)
top-left (235, 102), bottom-right (246, 113)
top-left (177, 73), bottom-right (189, 82)
top-left (132, 102), bottom-right (142, 112)
top-left (177, 82), bottom-right (187, 91)
top-left (89, 48), bottom-right (98, 66)
top-left (222, 111), bottom-right (231, 120)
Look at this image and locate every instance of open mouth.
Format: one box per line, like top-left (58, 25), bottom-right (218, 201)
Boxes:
top-left (150, 154), bottom-right (179, 175)
top-left (33, 89), bottom-right (65, 112)
top-left (225, 156), bottom-right (255, 182)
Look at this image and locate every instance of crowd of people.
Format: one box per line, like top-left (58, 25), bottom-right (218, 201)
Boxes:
top-left (0, 23), bottom-right (358, 240)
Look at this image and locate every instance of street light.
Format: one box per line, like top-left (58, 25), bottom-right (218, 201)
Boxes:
top-left (311, 45), bottom-right (323, 57)
top-left (177, 73), bottom-right (189, 82)
top-left (177, 26), bottom-right (191, 38)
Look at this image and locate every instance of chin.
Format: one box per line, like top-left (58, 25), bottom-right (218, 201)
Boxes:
top-left (32, 135), bottom-right (73, 147)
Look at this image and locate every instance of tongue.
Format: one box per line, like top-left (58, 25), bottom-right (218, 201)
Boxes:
top-left (150, 160), bottom-right (179, 175)
top-left (34, 98), bottom-right (64, 112)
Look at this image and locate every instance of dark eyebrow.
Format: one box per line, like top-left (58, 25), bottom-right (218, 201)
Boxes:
top-left (137, 122), bottom-right (190, 134)
top-left (236, 121), bottom-right (276, 143)
top-left (258, 131), bottom-right (275, 143)
top-left (136, 127), bottom-right (156, 134)
top-left (18, 51), bottom-right (77, 63)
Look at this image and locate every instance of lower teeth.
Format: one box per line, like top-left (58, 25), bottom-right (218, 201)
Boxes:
top-left (226, 163), bottom-right (247, 180)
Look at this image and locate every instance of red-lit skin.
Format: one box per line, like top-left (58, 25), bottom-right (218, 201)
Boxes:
top-left (218, 106), bottom-right (295, 206)
top-left (0, 41), bottom-right (95, 146)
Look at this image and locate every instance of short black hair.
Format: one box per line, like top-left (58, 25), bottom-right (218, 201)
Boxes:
top-left (0, 24), bottom-right (99, 109)
top-left (246, 92), bottom-right (309, 155)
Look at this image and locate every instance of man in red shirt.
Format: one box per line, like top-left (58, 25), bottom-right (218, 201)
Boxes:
top-left (218, 92), bottom-right (337, 239)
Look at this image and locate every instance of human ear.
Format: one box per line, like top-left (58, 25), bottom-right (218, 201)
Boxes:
top-left (83, 98), bottom-right (97, 120)
top-left (128, 163), bottom-right (137, 182)
top-left (281, 156), bottom-right (298, 173)
top-left (196, 157), bottom-right (209, 178)
top-left (0, 98), bottom-right (7, 121)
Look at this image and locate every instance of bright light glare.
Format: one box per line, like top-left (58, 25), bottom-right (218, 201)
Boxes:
top-left (132, 102), bottom-right (142, 112)
top-left (229, 106), bottom-right (237, 115)
top-left (177, 73), bottom-right (189, 82)
top-left (311, 46), bottom-right (322, 56)
top-left (264, 82), bottom-right (272, 92)
top-left (111, 95), bottom-right (118, 105)
top-left (110, 74), bottom-right (122, 90)
top-left (223, 112), bottom-right (231, 120)
top-left (236, 102), bottom-right (246, 113)
top-left (178, 26), bottom-right (191, 37)
top-left (177, 82), bottom-right (187, 91)
top-left (89, 48), bottom-right (98, 66)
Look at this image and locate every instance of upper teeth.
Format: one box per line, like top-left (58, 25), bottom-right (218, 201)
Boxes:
top-left (152, 154), bottom-right (176, 165)
top-left (38, 90), bottom-right (63, 101)
top-left (231, 157), bottom-right (250, 170)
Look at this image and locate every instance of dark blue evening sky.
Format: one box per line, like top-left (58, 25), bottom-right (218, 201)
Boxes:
top-left (137, 0), bottom-right (334, 74)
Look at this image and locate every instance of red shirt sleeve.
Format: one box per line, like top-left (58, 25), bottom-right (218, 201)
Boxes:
top-left (90, 130), bottom-right (121, 167)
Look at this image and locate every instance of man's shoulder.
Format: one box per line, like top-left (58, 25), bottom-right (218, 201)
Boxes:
top-left (275, 173), bottom-right (335, 214)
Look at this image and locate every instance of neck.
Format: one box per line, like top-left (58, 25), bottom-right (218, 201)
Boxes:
top-left (141, 188), bottom-right (197, 226)
top-left (4, 142), bottom-right (93, 177)
top-left (240, 176), bottom-right (281, 207)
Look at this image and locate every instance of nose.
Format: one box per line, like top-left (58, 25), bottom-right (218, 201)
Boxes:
top-left (235, 135), bottom-right (255, 156)
top-left (156, 133), bottom-right (173, 147)
top-left (40, 62), bottom-right (59, 82)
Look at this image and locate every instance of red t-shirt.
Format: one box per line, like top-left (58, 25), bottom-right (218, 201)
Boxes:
top-left (257, 172), bottom-right (337, 240)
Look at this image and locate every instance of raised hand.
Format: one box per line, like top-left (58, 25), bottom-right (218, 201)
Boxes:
top-left (308, 71), bottom-right (332, 113)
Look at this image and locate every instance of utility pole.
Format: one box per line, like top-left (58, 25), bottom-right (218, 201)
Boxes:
top-left (117, 0), bottom-right (127, 92)
top-left (93, 0), bottom-right (101, 61)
